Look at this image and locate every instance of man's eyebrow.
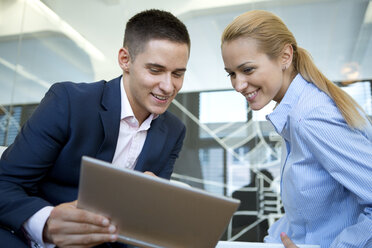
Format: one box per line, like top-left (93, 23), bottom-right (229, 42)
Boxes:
top-left (146, 63), bottom-right (165, 69)
top-left (146, 63), bottom-right (186, 72)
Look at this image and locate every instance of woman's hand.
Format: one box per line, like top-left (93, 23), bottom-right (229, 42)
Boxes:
top-left (281, 232), bottom-right (299, 248)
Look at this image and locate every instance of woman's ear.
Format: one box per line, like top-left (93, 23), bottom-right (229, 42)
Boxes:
top-left (281, 44), bottom-right (293, 70)
top-left (118, 47), bottom-right (131, 72)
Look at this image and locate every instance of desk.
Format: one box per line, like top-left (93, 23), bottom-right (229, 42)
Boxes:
top-left (216, 241), bottom-right (320, 248)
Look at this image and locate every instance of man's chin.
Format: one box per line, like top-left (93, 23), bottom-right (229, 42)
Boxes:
top-left (149, 107), bottom-right (168, 116)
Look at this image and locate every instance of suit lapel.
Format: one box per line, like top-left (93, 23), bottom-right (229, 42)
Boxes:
top-left (135, 115), bottom-right (167, 172)
top-left (96, 77), bottom-right (121, 162)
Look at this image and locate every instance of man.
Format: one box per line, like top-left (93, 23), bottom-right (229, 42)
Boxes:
top-left (0, 9), bottom-right (190, 247)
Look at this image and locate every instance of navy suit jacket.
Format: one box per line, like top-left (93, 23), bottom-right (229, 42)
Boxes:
top-left (0, 76), bottom-right (186, 246)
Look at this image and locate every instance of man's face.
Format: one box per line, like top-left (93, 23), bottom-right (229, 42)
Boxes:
top-left (120, 39), bottom-right (189, 123)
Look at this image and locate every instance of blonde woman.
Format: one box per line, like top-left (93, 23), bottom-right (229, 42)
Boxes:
top-left (221, 10), bottom-right (372, 248)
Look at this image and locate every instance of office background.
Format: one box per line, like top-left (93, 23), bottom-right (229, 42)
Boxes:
top-left (1, 0), bottom-right (371, 242)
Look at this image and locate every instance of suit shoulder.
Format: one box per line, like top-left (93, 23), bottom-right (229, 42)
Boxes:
top-left (161, 111), bottom-right (185, 130)
top-left (49, 80), bottom-right (107, 95)
top-left (46, 80), bottom-right (112, 106)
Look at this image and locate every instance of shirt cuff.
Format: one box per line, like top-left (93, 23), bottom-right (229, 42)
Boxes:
top-left (23, 206), bottom-right (56, 248)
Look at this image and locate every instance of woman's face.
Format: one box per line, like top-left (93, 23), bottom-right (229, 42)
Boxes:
top-left (222, 37), bottom-right (290, 110)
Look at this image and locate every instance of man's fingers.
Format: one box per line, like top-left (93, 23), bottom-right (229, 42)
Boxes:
top-left (71, 200), bottom-right (78, 207)
top-left (49, 221), bottom-right (117, 235)
top-left (44, 200), bottom-right (117, 246)
top-left (144, 171), bottom-right (157, 177)
top-left (280, 232), bottom-right (298, 248)
top-left (69, 233), bottom-right (118, 245)
top-left (51, 201), bottom-right (110, 227)
top-left (63, 208), bottom-right (109, 227)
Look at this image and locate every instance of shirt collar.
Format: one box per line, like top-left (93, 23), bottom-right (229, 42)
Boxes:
top-left (266, 74), bottom-right (308, 134)
top-left (120, 77), bottom-right (157, 130)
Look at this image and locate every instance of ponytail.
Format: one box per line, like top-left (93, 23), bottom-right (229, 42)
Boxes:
top-left (294, 46), bottom-right (367, 128)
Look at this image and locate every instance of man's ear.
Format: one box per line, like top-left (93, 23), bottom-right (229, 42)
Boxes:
top-left (118, 47), bottom-right (131, 72)
top-left (281, 44), bottom-right (293, 70)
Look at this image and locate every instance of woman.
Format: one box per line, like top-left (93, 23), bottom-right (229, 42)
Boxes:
top-left (221, 10), bottom-right (372, 248)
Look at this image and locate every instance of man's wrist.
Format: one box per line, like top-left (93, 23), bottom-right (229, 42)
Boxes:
top-left (23, 206), bottom-right (55, 247)
top-left (42, 217), bottom-right (52, 244)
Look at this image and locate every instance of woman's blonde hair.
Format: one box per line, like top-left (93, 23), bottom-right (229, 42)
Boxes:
top-left (221, 10), bottom-right (367, 128)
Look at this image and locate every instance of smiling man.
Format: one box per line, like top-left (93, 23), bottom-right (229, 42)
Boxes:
top-left (119, 39), bottom-right (188, 125)
top-left (0, 9), bottom-right (190, 248)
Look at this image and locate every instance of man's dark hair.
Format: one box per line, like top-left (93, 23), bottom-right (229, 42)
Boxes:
top-left (123, 9), bottom-right (190, 60)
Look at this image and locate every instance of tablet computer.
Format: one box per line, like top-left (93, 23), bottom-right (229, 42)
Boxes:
top-left (77, 156), bottom-right (240, 248)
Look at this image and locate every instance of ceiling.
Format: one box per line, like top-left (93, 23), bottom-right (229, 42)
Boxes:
top-left (0, 0), bottom-right (371, 105)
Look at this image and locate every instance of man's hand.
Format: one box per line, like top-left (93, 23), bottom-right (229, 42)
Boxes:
top-left (43, 200), bottom-right (118, 248)
top-left (144, 171), bottom-right (157, 177)
top-left (281, 232), bottom-right (299, 248)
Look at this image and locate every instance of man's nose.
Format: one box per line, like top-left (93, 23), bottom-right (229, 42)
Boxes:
top-left (159, 73), bottom-right (174, 94)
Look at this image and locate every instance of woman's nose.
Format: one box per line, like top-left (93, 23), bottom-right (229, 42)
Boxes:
top-left (233, 78), bottom-right (248, 93)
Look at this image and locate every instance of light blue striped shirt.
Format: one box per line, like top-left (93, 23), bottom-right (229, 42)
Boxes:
top-left (264, 74), bottom-right (372, 248)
